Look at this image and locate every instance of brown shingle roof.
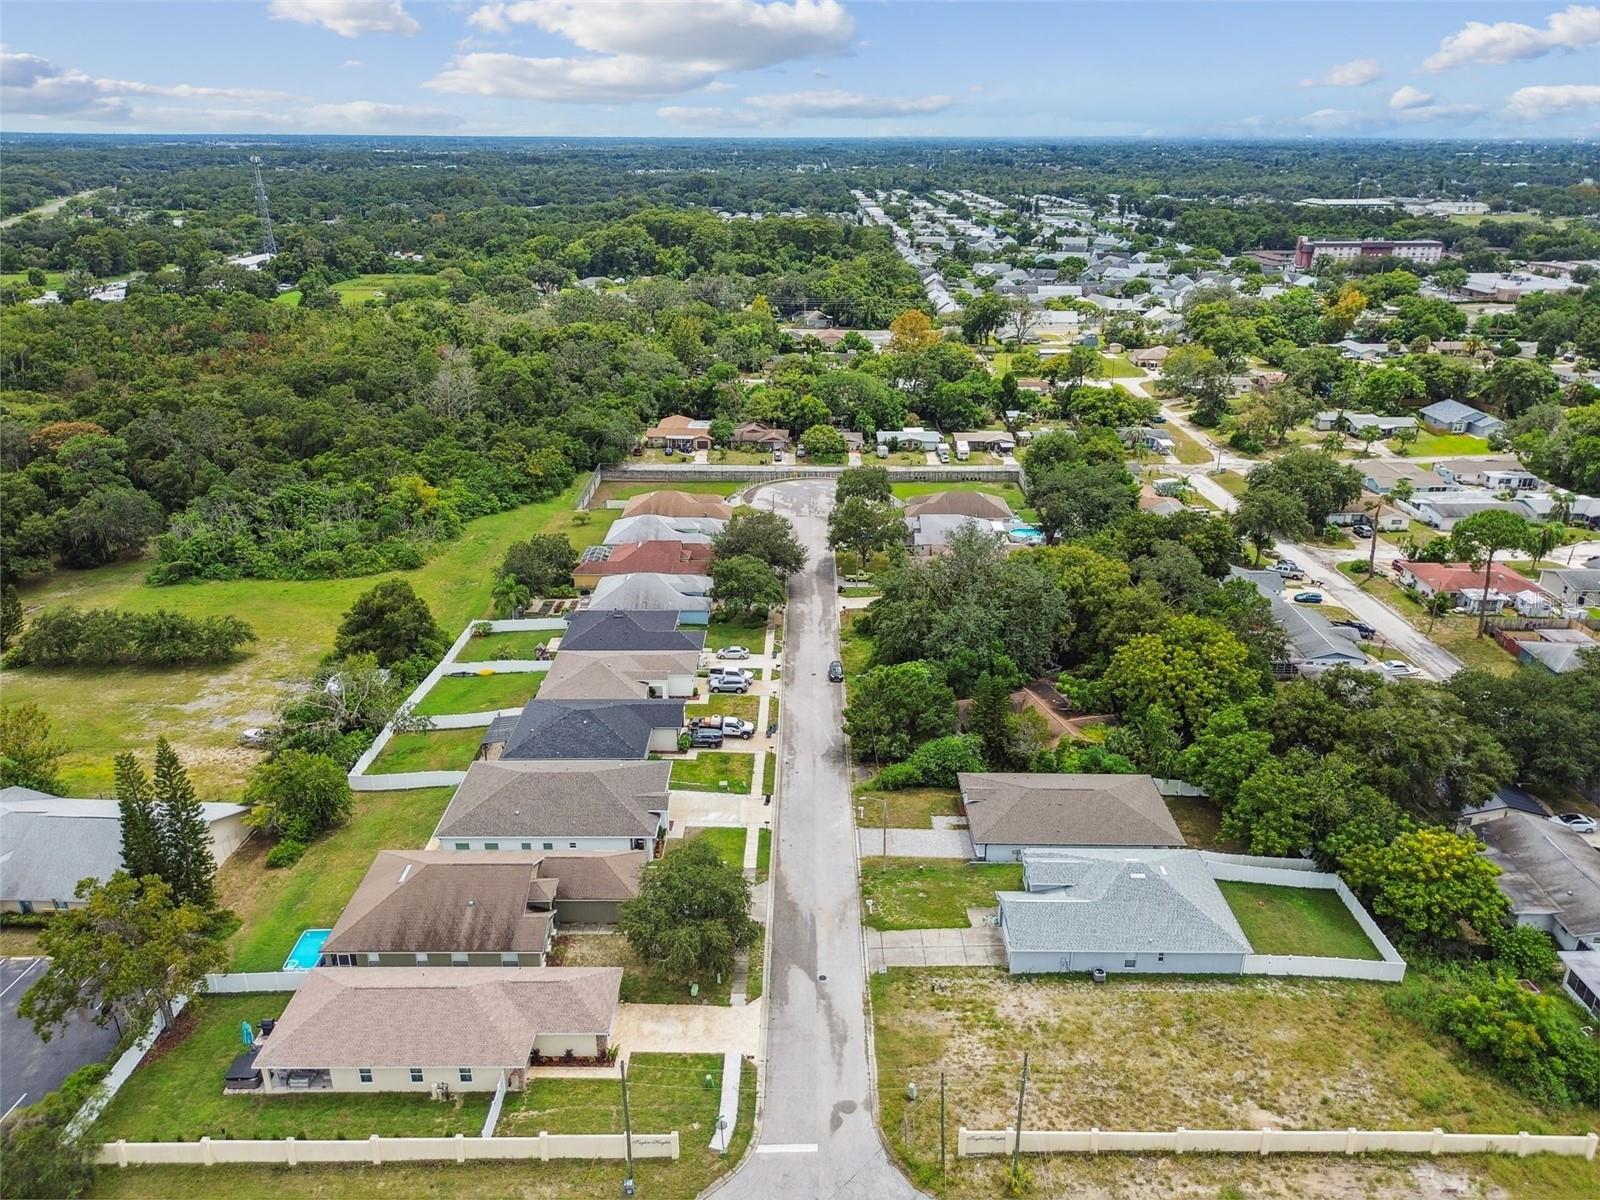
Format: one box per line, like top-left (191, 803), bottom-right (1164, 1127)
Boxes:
top-left (437, 760), bottom-right (670, 840)
top-left (538, 851), bottom-right (645, 901)
top-left (904, 491), bottom-right (1014, 521)
top-left (621, 491), bottom-right (733, 520)
top-left (642, 414), bottom-right (711, 440)
top-left (252, 967), bottom-right (621, 1071)
top-left (958, 772), bottom-right (1186, 849)
top-left (582, 541), bottom-right (713, 577)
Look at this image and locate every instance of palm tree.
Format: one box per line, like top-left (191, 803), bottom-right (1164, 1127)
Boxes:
top-left (1368, 479), bottom-right (1414, 578)
top-left (491, 574), bottom-right (530, 618)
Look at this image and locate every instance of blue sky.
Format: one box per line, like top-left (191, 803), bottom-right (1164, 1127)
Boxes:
top-left (3, 1), bottom-right (1600, 138)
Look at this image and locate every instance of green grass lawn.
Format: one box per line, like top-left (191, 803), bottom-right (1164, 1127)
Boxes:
top-left (331, 273), bottom-right (435, 305)
top-left (890, 481), bottom-right (1028, 515)
top-left (1213, 469), bottom-right (1248, 496)
top-left (1351, 574), bottom-right (1518, 675)
top-left (670, 752), bottom-right (755, 794)
top-left (368, 727), bottom-right (484, 775)
top-left (1395, 432), bottom-right (1493, 457)
top-left (223, 788), bottom-right (454, 971)
top-left (762, 751), bottom-right (776, 796)
top-left (870, 968), bottom-right (1600, 1200)
top-left (1161, 793), bottom-right (1241, 853)
top-left (1217, 881), bottom-right (1381, 960)
top-left (854, 787), bottom-right (959, 828)
top-left (1161, 424), bottom-right (1214, 465)
top-left (859, 859), bottom-right (1021, 930)
top-left (4, 479), bottom-right (596, 798)
top-left (412, 671), bottom-right (542, 717)
top-left (93, 993), bottom-right (490, 1142)
top-left (0, 269), bottom-right (67, 290)
top-left (555, 934), bottom-right (733, 1005)
top-left (452, 629), bottom-right (560, 662)
top-left (703, 616), bottom-right (768, 651)
top-left (839, 610), bottom-right (874, 679)
top-left (90, 1056), bottom-right (755, 1200)
top-left (1098, 353), bottom-right (1144, 378)
top-left (681, 824), bottom-right (769, 880)
top-left (687, 694), bottom-right (760, 723)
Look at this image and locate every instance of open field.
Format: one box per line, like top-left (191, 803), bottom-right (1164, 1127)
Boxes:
top-left (368, 728), bottom-right (485, 775)
top-left (1161, 423), bottom-right (1214, 465)
top-left (3, 480), bottom-right (595, 798)
top-left (224, 788), bottom-right (454, 972)
top-left (702, 615), bottom-right (769, 651)
top-left (1218, 881), bottom-right (1381, 959)
top-left (89, 1059), bottom-right (755, 1200)
top-left (854, 787), bottom-right (960, 829)
top-left (872, 968), bottom-right (1600, 1200)
top-left (412, 671), bottom-right (542, 717)
top-left (334, 273), bottom-right (434, 304)
top-left (93, 993), bottom-right (490, 1142)
top-left (453, 630), bottom-right (559, 662)
top-left (554, 933), bottom-right (732, 1006)
top-left (1395, 432), bottom-right (1493, 458)
top-left (859, 859), bottom-right (1021, 930)
top-left (0, 269), bottom-right (68, 290)
top-left (670, 752), bottom-right (755, 794)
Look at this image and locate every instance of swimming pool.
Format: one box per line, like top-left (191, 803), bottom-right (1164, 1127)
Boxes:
top-left (283, 928), bottom-right (331, 971)
top-left (1008, 524), bottom-right (1043, 543)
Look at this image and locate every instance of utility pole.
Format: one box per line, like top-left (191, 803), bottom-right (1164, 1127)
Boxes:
top-left (1010, 1052), bottom-right (1029, 1180)
top-left (882, 797), bottom-right (889, 860)
top-left (939, 1071), bottom-right (947, 1184)
top-left (620, 1059), bottom-right (635, 1196)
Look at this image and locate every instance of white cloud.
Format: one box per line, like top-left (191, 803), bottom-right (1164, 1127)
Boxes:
top-left (302, 101), bottom-right (462, 130)
top-left (702, 80), bottom-right (737, 94)
top-left (0, 48), bottom-right (286, 121)
top-left (656, 105), bottom-right (765, 127)
top-left (743, 89), bottom-right (951, 118)
top-left (268, 1), bottom-right (419, 38)
top-left (1300, 57), bottom-right (1381, 87)
top-left (1299, 102), bottom-right (1480, 132)
top-left (1505, 83), bottom-right (1600, 119)
top-left (1388, 84), bottom-right (1433, 110)
top-left (340, 59), bottom-right (364, 69)
top-left (427, 53), bottom-right (713, 102)
top-left (1424, 5), bottom-right (1600, 71)
top-left (466, 0), bottom-right (853, 69)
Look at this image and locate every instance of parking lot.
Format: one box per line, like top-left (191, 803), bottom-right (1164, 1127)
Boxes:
top-left (1, 956), bottom-right (121, 1119)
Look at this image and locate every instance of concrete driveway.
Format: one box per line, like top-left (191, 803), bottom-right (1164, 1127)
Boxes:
top-left (1, 957), bottom-right (120, 1119)
top-left (613, 1001), bottom-right (763, 1058)
top-left (865, 927), bottom-right (1005, 970)
top-left (857, 828), bottom-right (971, 858)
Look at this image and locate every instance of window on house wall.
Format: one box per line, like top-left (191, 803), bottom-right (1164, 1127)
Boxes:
top-left (1123, 959), bottom-right (1136, 968)
top-left (452, 952), bottom-right (468, 965)
top-left (454, 842), bottom-right (470, 850)
top-left (521, 842), bottom-right (532, 850)
top-left (458, 1067), bottom-right (473, 1083)
top-left (485, 842), bottom-right (499, 850)
top-left (415, 952), bottom-right (428, 965)
top-left (359, 1068), bottom-right (373, 1083)
top-left (542, 842), bottom-right (554, 850)
top-left (409, 1067), bottom-right (423, 1083)
top-left (53, 899), bottom-right (69, 911)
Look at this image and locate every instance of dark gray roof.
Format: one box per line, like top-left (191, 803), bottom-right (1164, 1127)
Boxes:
top-left (436, 760), bottom-right (670, 840)
top-left (560, 610), bottom-right (706, 654)
top-left (1001, 849), bottom-right (1251, 955)
top-left (489, 699), bottom-right (685, 761)
top-left (1462, 786), bottom-right (1548, 820)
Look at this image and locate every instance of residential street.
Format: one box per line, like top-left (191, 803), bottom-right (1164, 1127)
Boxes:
top-left (717, 479), bottom-right (920, 1200)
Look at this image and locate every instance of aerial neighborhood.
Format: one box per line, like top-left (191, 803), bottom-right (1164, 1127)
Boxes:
top-left (2, 80), bottom-right (1600, 1200)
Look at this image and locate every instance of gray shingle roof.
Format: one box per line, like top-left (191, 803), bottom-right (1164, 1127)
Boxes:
top-left (436, 760), bottom-right (670, 840)
top-left (0, 790), bottom-right (245, 904)
top-left (491, 699), bottom-right (684, 760)
top-left (1000, 849), bottom-right (1251, 955)
top-left (588, 574), bottom-right (714, 612)
top-left (538, 650), bottom-right (701, 702)
top-left (559, 610), bottom-right (705, 654)
top-left (959, 773), bottom-right (1186, 849)
top-left (1475, 810), bottom-right (1600, 939)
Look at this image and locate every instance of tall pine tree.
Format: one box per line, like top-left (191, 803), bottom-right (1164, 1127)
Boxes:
top-left (114, 752), bottom-right (165, 882)
top-left (153, 739), bottom-right (216, 909)
top-left (970, 674), bottom-right (1020, 771)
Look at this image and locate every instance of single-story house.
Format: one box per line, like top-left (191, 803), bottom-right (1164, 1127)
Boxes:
top-left (1538, 568), bottom-right (1600, 609)
top-left (997, 848), bottom-right (1252, 975)
top-left (603, 515), bottom-right (719, 546)
top-left (903, 491), bottom-right (1014, 522)
top-left (0, 789), bottom-right (250, 914)
top-left (875, 427), bottom-right (945, 452)
top-left (906, 514), bottom-right (1008, 557)
top-left (958, 772), bottom-right (1186, 861)
top-left (482, 698), bottom-right (685, 762)
top-left (1129, 346), bottom-right (1170, 368)
top-left (251, 967), bottom-right (622, 1093)
top-left (1310, 411), bottom-right (1418, 436)
top-left (641, 414), bottom-right (712, 452)
top-left (1432, 457), bottom-right (1541, 491)
top-left (1472, 809), bottom-right (1600, 950)
top-left (1138, 484), bottom-right (1183, 517)
top-left (1393, 561), bottom-right (1542, 605)
top-left (1406, 494), bottom-right (1539, 532)
top-left (1231, 568), bottom-right (1369, 676)
top-left (1518, 634), bottom-right (1600, 674)
top-left (1558, 950), bottom-right (1600, 1019)
top-left (586, 574), bottom-right (714, 615)
top-left (435, 759), bottom-right (671, 853)
top-left (319, 849), bottom-right (644, 968)
top-left (573, 541), bottom-right (713, 591)
top-left (1418, 400), bottom-right (1505, 438)
top-left (620, 491), bottom-right (732, 521)
top-left (537, 649), bottom-right (701, 702)
top-left (731, 422), bottom-right (790, 451)
top-left (1360, 461), bottom-right (1432, 496)
top-left (558, 609), bottom-right (705, 654)
top-left (949, 431), bottom-right (1016, 453)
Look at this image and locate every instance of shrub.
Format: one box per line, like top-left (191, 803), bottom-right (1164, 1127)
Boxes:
top-left (0, 1062), bottom-right (107, 1199)
top-left (4, 607), bottom-right (255, 668)
top-left (1228, 430), bottom-right (1265, 454)
top-left (1429, 972), bottom-right (1600, 1106)
top-left (264, 839), bottom-right (308, 869)
top-left (871, 734), bottom-right (984, 790)
top-left (1489, 924), bottom-right (1560, 982)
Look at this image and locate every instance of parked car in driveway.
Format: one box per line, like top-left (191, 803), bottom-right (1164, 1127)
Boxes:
top-left (1293, 591), bottom-right (1323, 604)
top-left (709, 674), bottom-right (749, 694)
top-left (1352, 522), bottom-right (1374, 539)
top-left (1273, 560), bottom-right (1305, 580)
top-left (1331, 618), bottom-right (1377, 639)
top-left (717, 646), bottom-right (751, 660)
top-left (828, 660), bottom-right (845, 682)
top-left (1379, 659), bottom-right (1422, 678)
top-left (690, 726), bottom-right (725, 748)
top-left (1550, 812), bottom-right (1598, 834)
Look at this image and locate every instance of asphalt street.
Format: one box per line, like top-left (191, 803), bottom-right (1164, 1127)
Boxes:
top-left (1, 956), bottom-right (120, 1120)
top-left (716, 479), bottom-right (921, 1200)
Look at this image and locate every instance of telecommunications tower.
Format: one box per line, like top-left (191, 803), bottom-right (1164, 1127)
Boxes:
top-left (249, 156), bottom-right (277, 255)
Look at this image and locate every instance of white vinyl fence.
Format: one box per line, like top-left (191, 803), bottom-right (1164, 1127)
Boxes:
top-left (201, 971), bottom-right (305, 993)
top-left (958, 1127), bottom-right (1599, 1160)
top-left (99, 1131), bottom-right (679, 1167)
